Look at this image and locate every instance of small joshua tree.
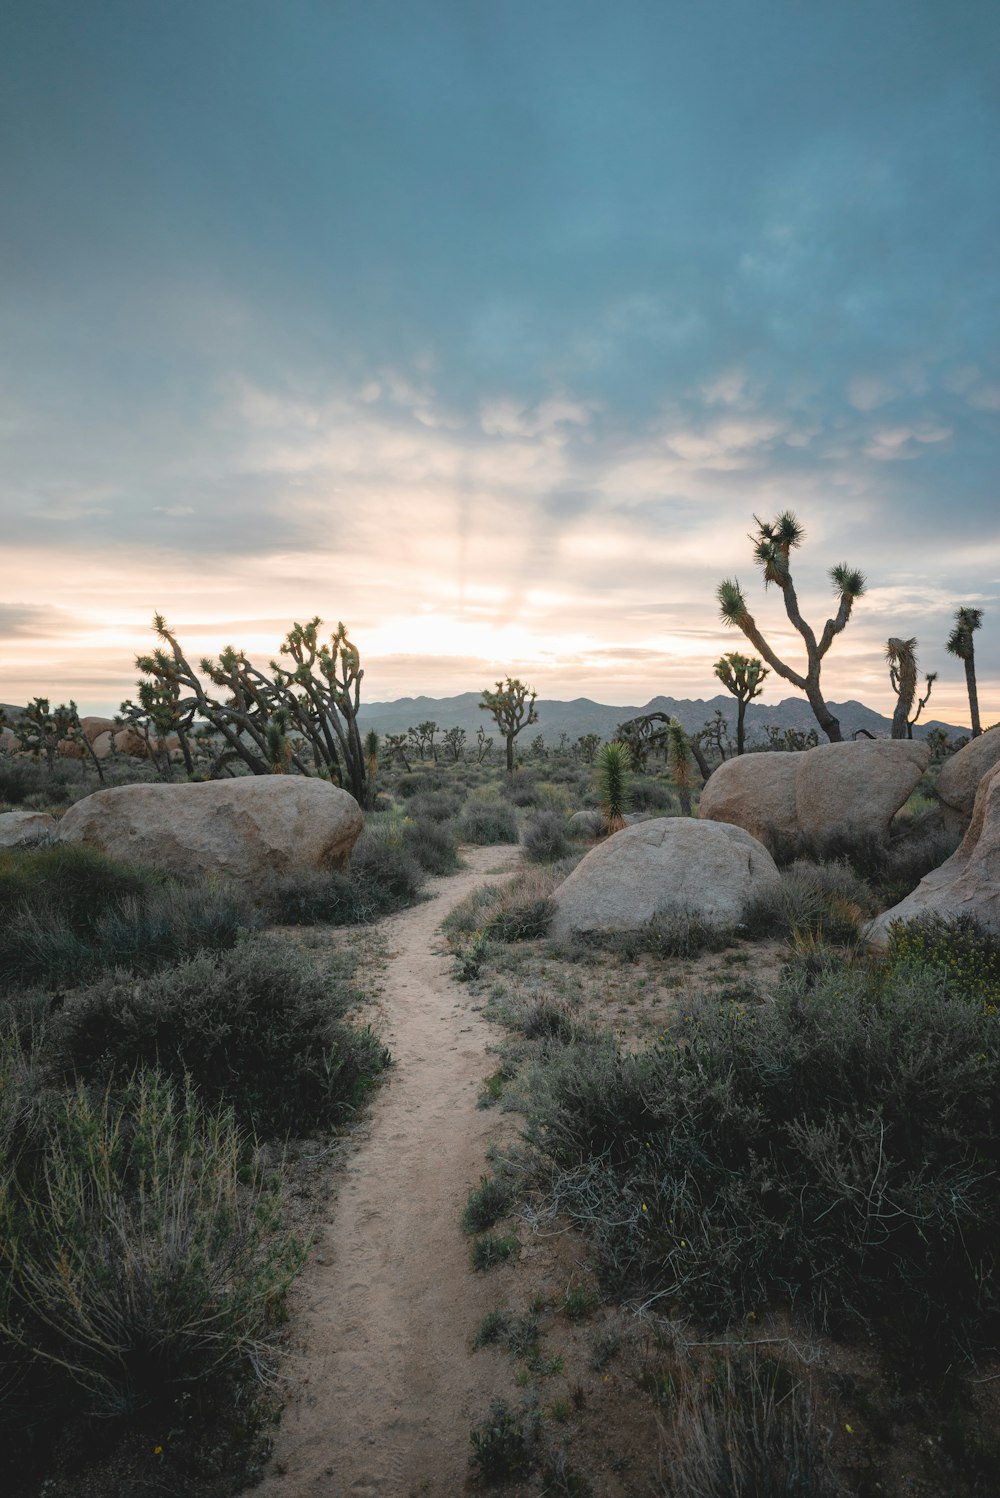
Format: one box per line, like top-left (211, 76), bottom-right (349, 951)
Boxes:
top-left (479, 678), bottom-right (538, 774)
top-left (442, 726), bottom-right (467, 762)
top-left (717, 512), bottom-right (865, 743)
top-left (886, 637), bottom-right (936, 740)
top-left (475, 726), bottom-right (493, 764)
top-left (576, 732), bottom-right (601, 765)
top-left (596, 740), bottom-right (632, 833)
top-left (713, 652), bottom-right (768, 755)
top-left (946, 606), bottom-right (984, 738)
top-left (384, 733), bottom-right (411, 771)
top-left (666, 718), bottom-right (697, 816)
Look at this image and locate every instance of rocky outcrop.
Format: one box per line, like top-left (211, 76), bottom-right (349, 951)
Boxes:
top-left (57, 777), bottom-right (363, 886)
top-left (936, 728), bottom-right (1000, 838)
top-left (868, 761), bottom-right (1000, 944)
top-left (699, 740), bottom-right (929, 852)
top-left (550, 816), bottom-right (780, 939)
top-left (0, 810), bottom-right (58, 849)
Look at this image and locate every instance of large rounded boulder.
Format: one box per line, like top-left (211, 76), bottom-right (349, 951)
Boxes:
top-left (550, 817), bottom-right (780, 940)
top-left (699, 739), bottom-right (929, 852)
top-left (57, 777), bottom-right (363, 886)
top-left (936, 727), bottom-right (1000, 838)
top-left (868, 760), bottom-right (1000, 944)
top-left (0, 810), bottom-right (58, 849)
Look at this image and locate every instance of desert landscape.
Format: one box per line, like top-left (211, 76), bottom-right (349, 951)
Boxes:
top-left (3, 3), bottom-right (1000, 1495)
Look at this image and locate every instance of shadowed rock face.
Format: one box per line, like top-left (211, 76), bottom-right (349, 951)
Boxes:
top-left (936, 727), bottom-right (1000, 838)
top-left (57, 777), bottom-right (363, 886)
top-left (550, 816), bottom-right (780, 939)
top-left (868, 760), bottom-right (1000, 945)
top-left (0, 810), bottom-right (57, 849)
top-left (698, 740), bottom-right (929, 852)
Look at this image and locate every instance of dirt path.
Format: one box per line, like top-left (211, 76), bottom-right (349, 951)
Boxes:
top-left (257, 846), bottom-right (523, 1498)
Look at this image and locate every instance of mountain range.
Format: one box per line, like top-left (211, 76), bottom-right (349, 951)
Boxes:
top-left (357, 693), bottom-right (968, 745)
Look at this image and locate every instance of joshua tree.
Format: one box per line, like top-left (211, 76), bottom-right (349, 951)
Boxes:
top-left (576, 732), bottom-right (602, 765)
top-left (695, 708), bottom-right (733, 765)
top-left (135, 615), bottom-right (370, 803)
top-left (475, 726), bottom-right (493, 764)
top-left (529, 734), bottom-right (547, 761)
top-left (384, 733), bottom-right (411, 771)
top-left (666, 717), bottom-right (697, 816)
top-left (717, 511), bottom-right (865, 743)
top-left (713, 651), bottom-right (768, 754)
top-left (10, 698), bottom-right (105, 782)
top-left (946, 606), bottom-right (984, 738)
top-left (363, 730), bottom-right (380, 780)
top-left (479, 678), bottom-right (538, 774)
top-left (886, 637), bottom-right (936, 740)
top-left (442, 726), bottom-right (466, 762)
top-left (596, 740), bottom-right (632, 833)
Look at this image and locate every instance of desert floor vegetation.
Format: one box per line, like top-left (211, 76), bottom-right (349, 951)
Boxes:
top-left (0, 841), bottom-right (392, 1497)
top-left (3, 740), bottom-right (994, 1496)
top-left (439, 802), bottom-right (1000, 1498)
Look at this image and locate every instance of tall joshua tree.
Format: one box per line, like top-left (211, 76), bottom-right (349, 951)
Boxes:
top-left (886, 637), bottom-right (936, 740)
top-left (946, 606), bottom-right (983, 738)
top-left (479, 678), bottom-right (538, 773)
top-left (717, 511), bottom-right (865, 743)
top-left (713, 651), bottom-right (768, 755)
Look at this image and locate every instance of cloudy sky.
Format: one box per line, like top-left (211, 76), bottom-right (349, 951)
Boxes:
top-left (2, 0), bottom-right (999, 725)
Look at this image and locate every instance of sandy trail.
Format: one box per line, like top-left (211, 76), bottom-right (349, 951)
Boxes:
top-left (257, 846), bottom-right (521, 1498)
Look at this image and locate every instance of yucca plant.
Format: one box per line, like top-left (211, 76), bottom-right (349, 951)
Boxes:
top-left (666, 719), bottom-right (696, 816)
top-left (596, 740), bottom-right (632, 833)
top-left (946, 606), bottom-right (984, 738)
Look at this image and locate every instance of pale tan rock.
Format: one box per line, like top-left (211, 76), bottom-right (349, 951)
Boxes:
top-left (699, 740), bottom-right (928, 851)
top-left (936, 728), bottom-right (1000, 837)
top-left (697, 753), bottom-right (799, 847)
top-left (80, 716), bottom-right (117, 744)
top-left (114, 727), bottom-right (150, 757)
top-left (0, 727), bottom-right (16, 754)
top-left (57, 777), bottom-right (362, 885)
top-left (0, 810), bottom-right (58, 848)
top-left (550, 816), bottom-right (780, 939)
top-left (795, 739), bottom-right (928, 842)
top-left (868, 760), bottom-right (1000, 944)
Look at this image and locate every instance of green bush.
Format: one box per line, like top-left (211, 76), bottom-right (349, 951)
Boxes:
top-left (518, 948), bottom-right (1000, 1357)
top-left (266, 824), bottom-right (425, 925)
top-left (0, 1071), bottom-right (304, 1427)
top-left (523, 809), bottom-right (572, 862)
top-left (445, 868), bottom-right (558, 944)
top-left (401, 815), bottom-right (461, 874)
top-left (887, 914), bottom-right (1000, 1004)
top-left (458, 801), bottom-right (520, 845)
top-left (0, 847), bottom-right (257, 992)
top-left (461, 1175), bottom-right (514, 1234)
top-left (470, 1233), bottom-right (519, 1270)
top-left (50, 936), bottom-right (391, 1137)
top-left (742, 858), bottom-right (873, 943)
top-left (469, 1397), bottom-right (538, 1483)
top-left (629, 778), bottom-right (675, 813)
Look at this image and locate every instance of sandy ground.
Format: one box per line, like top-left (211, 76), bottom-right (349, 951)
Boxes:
top-left (256, 846), bottom-right (523, 1498)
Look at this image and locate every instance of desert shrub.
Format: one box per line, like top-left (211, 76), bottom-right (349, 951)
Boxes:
top-left (407, 790), bottom-right (464, 822)
top-left (401, 815), bottom-right (461, 874)
top-left (461, 1175), bottom-right (515, 1233)
top-left (523, 809), bottom-right (571, 863)
top-left (742, 859), bottom-right (873, 944)
top-left (49, 936), bottom-right (390, 1137)
top-left (576, 909), bottom-right (728, 959)
top-left (472, 1309), bottom-right (539, 1356)
top-left (0, 1072), bottom-right (304, 1436)
top-left (628, 778), bottom-right (675, 813)
top-left (503, 774), bottom-right (540, 808)
top-left (469, 1397), bottom-right (538, 1482)
top-left (658, 1354), bottom-right (839, 1498)
top-left (887, 914), bottom-right (1000, 1004)
top-left (776, 813), bottom-right (959, 909)
top-left (458, 801), bottom-right (519, 845)
top-left (518, 951), bottom-right (1000, 1357)
top-left (267, 822), bottom-right (426, 925)
top-left (445, 867), bottom-right (560, 945)
top-left (470, 1233), bottom-right (519, 1270)
top-left (0, 848), bottom-right (257, 992)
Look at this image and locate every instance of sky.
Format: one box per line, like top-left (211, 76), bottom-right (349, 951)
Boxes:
top-left (2, 0), bottom-right (999, 726)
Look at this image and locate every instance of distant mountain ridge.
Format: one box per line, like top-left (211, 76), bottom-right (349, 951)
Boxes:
top-left (357, 692), bottom-right (968, 744)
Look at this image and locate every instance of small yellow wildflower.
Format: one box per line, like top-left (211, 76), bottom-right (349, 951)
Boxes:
top-left (153, 1446), bottom-right (163, 1456)
top-left (844, 1424), bottom-right (853, 1435)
